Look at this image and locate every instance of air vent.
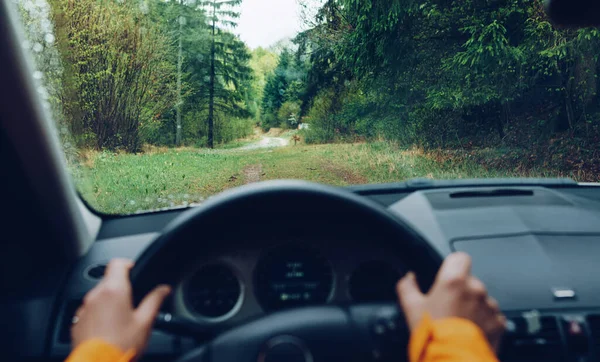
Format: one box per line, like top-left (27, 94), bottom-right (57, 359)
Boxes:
top-left (501, 316), bottom-right (563, 362)
top-left (85, 264), bottom-right (106, 280)
top-left (586, 315), bottom-right (600, 355)
top-left (59, 300), bottom-right (82, 343)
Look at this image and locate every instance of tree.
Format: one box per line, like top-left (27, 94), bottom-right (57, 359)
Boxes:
top-left (249, 47), bottom-right (278, 118)
top-left (260, 49), bottom-right (306, 129)
top-left (198, 0), bottom-right (248, 148)
top-left (176, 0), bottom-right (185, 146)
top-left (146, 0), bottom-right (208, 146)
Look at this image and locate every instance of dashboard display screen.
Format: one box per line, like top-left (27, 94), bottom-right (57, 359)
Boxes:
top-left (255, 245), bottom-right (333, 310)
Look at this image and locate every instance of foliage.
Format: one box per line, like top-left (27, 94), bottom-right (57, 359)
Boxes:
top-left (295, 0), bottom-right (600, 159)
top-left (278, 101), bottom-right (301, 128)
top-left (260, 49), bottom-right (307, 130)
top-left (24, 0), bottom-right (256, 151)
top-left (49, 0), bottom-right (177, 152)
top-left (249, 47), bottom-right (278, 119)
top-left (194, 0), bottom-right (252, 148)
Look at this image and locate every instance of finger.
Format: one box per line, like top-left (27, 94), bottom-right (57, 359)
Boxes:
top-left (468, 277), bottom-right (487, 299)
top-left (135, 285), bottom-right (171, 327)
top-left (436, 252), bottom-right (472, 284)
top-left (487, 297), bottom-right (500, 313)
top-left (497, 314), bottom-right (507, 328)
top-left (104, 259), bottom-right (134, 280)
top-left (490, 315), bottom-right (507, 353)
top-left (74, 306), bottom-right (84, 318)
top-left (71, 307), bottom-right (83, 329)
top-left (397, 272), bottom-right (424, 310)
top-left (103, 259), bottom-right (134, 288)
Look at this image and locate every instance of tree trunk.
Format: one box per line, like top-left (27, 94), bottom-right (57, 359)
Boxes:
top-left (207, 1), bottom-right (216, 149)
top-left (564, 89), bottom-right (575, 130)
top-left (497, 103), bottom-right (506, 140)
top-left (175, 0), bottom-right (183, 146)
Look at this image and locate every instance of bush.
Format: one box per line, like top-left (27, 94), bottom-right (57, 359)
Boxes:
top-left (277, 101), bottom-right (301, 128)
top-left (216, 117), bottom-right (254, 144)
top-left (260, 112), bottom-right (280, 131)
top-left (302, 89), bottom-right (338, 143)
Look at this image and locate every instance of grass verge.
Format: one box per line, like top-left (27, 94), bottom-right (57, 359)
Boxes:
top-left (77, 141), bottom-right (551, 214)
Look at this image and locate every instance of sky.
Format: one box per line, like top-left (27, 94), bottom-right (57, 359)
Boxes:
top-left (236, 0), bottom-right (302, 49)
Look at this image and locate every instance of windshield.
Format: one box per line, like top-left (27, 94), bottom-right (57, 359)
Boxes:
top-left (13, 0), bottom-right (600, 214)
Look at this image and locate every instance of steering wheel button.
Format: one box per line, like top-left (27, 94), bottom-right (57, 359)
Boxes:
top-left (372, 349), bottom-right (382, 360)
top-left (386, 320), bottom-right (397, 331)
top-left (373, 323), bottom-right (386, 335)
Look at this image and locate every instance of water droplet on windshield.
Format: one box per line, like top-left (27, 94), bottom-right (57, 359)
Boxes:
top-left (36, 85), bottom-right (49, 99)
top-left (33, 71), bottom-right (43, 80)
top-left (179, 16), bottom-right (187, 26)
top-left (139, 1), bottom-right (149, 14)
top-left (32, 43), bottom-right (43, 53)
top-left (44, 33), bottom-right (55, 44)
top-left (41, 19), bottom-right (51, 32)
top-left (129, 200), bottom-right (136, 205)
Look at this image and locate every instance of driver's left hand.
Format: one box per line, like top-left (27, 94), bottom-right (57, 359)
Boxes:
top-left (71, 259), bottom-right (171, 354)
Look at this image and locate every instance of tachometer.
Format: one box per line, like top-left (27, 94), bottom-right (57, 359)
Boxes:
top-left (255, 245), bottom-right (333, 311)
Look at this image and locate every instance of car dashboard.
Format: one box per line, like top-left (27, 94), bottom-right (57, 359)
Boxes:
top-left (173, 240), bottom-right (405, 327)
top-left (49, 180), bottom-right (600, 361)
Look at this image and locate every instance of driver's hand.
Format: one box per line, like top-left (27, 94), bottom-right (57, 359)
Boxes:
top-left (71, 259), bottom-right (171, 353)
top-left (396, 252), bottom-right (505, 352)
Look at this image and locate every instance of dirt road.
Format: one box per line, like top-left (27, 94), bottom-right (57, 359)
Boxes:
top-left (239, 135), bottom-right (289, 150)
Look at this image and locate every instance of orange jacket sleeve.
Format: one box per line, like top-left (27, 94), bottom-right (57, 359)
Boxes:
top-left (64, 316), bottom-right (498, 362)
top-left (65, 339), bottom-right (136, 362)
top-left (409, 314), bottom-right (499, 362)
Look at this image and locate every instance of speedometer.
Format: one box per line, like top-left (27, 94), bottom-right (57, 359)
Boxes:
top-left (255, 245), bottom-right (333, 311)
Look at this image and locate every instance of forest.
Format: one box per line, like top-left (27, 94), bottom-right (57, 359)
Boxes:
top-left (15, 0), bottom-right (600, 212)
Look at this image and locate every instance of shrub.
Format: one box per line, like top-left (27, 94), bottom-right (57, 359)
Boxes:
top-left (260, 112), bottom-right (280, 131)
top-left (277, 101), bottom-right (301, 128)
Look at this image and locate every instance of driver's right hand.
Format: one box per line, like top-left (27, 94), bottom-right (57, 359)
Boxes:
top-left (397, 252), bottom-right (506, 352)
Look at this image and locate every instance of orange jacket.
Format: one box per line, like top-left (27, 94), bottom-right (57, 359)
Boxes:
top-left (65, 315), bottom-right (499, 362)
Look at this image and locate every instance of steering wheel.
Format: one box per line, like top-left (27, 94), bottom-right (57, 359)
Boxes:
top-left (130, 180), bottom-right (443, 362)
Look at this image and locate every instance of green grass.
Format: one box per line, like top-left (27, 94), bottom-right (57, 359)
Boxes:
top-left (76, 141), bottom-right (545, 214)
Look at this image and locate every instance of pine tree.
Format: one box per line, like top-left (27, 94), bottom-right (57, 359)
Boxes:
top-left (198, 0), bottom-right (249, 148)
